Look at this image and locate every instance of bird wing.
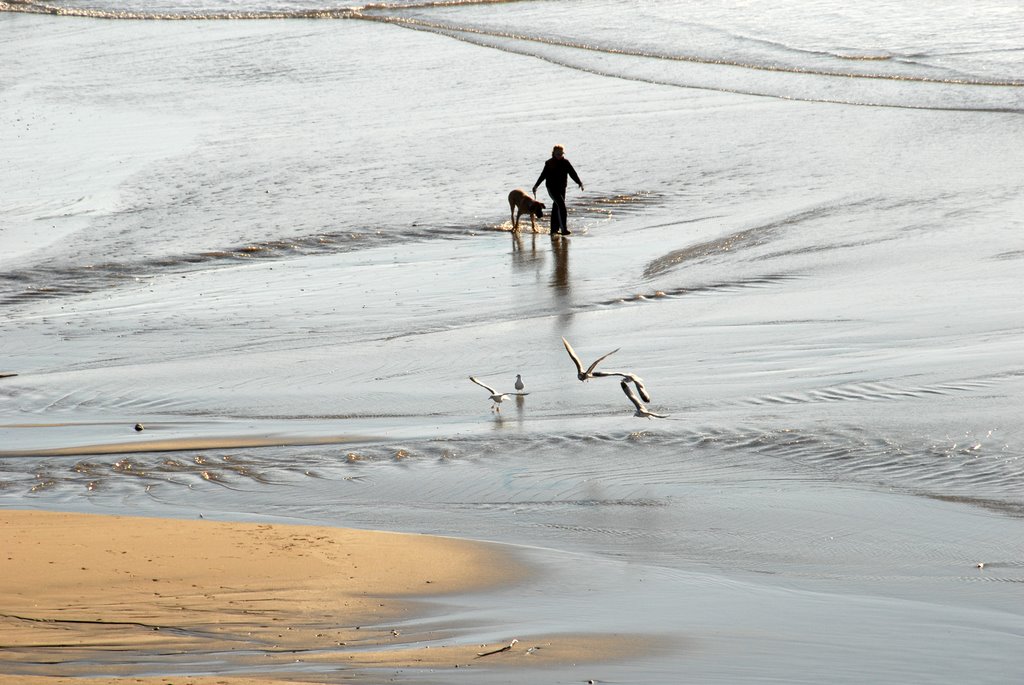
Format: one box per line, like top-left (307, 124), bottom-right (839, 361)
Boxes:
top-left (633, 376), bottom-right (652, 403)
top-left (594, 370), bottom-right (652, 403)
top-left (469, 376), bottom-right (497, 394)
top-left (585, 348), bottom-right (620, 375)
top-left (592, 369), bottom-right (632, 379)
top-left (561, 337), bottom-right (584, 375)
top-left (619, 379), bottom-right (644, 411)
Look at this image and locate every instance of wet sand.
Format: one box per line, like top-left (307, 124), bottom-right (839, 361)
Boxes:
top-left (0, 510), bottom-right (648, 682)
top-left (0, 430), bottom-right (375, 458)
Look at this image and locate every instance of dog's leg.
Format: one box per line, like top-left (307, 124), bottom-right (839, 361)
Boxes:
top-left (512, 208), bottom-right (521, 232)
top-left (529, 212), bottom-right (536, 232)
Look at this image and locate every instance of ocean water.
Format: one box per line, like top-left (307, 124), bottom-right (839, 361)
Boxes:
top-left (2, 1), bottom-right (1024, 683)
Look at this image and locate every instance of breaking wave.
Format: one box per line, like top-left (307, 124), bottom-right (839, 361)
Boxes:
top-left (4, 0), bottom-right (1022, 111)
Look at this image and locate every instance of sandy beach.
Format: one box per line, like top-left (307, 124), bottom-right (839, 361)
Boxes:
top-left (0, 510), bottom-right (648, 682)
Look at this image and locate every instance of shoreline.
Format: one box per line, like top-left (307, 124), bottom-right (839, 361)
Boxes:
top-left (0, 510), bottom-right (651, 682)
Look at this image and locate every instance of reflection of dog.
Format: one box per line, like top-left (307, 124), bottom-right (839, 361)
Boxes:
top-left (508, 189), bottom-right (545, 232)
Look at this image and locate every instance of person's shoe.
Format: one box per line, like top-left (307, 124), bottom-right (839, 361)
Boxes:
top-left (560, 229), bottom-right (572, 235)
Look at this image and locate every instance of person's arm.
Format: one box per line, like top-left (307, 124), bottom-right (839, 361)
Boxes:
top-left (532, 162), bottom-right (548, 195)
top-left (567, 161), bottom-right (584, 191)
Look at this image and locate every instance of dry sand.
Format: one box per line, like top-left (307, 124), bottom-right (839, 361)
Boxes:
top-left (0, 510), bottom-right (649, 683)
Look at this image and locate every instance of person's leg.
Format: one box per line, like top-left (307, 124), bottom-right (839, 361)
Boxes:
top-left (548, 188), bottom-right (566, 234)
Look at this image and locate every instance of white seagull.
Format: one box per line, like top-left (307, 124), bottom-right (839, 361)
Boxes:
top-left (620, 379), bottom-right (667, 419)
top-left (514, 374), bottom-right (525, 392)
top-left (562, 337), bottom-right (620, 382)
top-left (470, 376), bottom-right (524, 411)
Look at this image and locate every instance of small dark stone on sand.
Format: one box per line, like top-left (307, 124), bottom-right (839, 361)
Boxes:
top-left (134, 423), bottom-right (145, 432)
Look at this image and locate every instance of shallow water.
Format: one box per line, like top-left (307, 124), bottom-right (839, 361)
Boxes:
top-left (2, 1), bottom-right (1024, 682)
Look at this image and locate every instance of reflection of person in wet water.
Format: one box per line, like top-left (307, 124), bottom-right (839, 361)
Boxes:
top-left (533, 145), bottom-right (584, 236)
top-left (551, 231), bottom-right (569, 291)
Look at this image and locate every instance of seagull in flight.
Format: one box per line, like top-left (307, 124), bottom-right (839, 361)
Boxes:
top-left (561, 337), bottom-right (620, 382)
top-left (470, 376), bottom-right (524, 411)
top-left (620, 379), bottom-right (667, 419)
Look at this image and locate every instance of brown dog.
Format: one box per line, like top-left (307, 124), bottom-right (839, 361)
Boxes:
top-left (508, 189), bottom-right (545, 232)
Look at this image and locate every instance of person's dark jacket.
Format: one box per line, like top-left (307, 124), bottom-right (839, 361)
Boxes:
top-left (535, 157), bottom-right (582, 194)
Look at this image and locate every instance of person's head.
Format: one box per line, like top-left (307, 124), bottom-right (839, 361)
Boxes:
top-left (552, 145), bottom-right (565, 158)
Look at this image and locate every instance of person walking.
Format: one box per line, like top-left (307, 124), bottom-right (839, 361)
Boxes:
top-left (533, 145), bottom-right (584, 235)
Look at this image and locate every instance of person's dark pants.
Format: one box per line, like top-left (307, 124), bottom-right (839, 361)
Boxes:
top-left (547, 186), bottom-right (569, 234)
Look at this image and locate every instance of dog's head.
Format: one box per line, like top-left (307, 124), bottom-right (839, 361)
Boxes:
top-left (532, 201), bottom-right (546, 218)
